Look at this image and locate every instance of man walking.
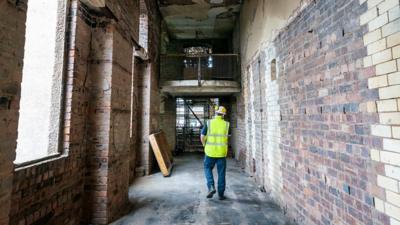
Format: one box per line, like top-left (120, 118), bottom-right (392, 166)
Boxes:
top-left (200, 106), bottom-right (229, 200)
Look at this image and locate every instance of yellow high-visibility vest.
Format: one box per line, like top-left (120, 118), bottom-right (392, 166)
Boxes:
top-left (204, 116), bottom-right (230, 158)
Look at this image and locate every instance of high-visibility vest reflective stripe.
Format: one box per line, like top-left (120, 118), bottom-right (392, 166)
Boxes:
top-left (205, 116), bottom-right (229, 158)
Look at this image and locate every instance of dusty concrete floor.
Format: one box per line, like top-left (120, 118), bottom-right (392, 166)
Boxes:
top-left (110, 153), bottom-right (293, 225)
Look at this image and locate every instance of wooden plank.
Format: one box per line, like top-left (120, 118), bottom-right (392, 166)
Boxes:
top-left (159, 130), bottom-right (173, 163)
top-left (149, 132), bottom-right (173, 177)
top-left (80, 0), bottom-right (106, 8)
top-left (152, 132), bottom-right (172, 165)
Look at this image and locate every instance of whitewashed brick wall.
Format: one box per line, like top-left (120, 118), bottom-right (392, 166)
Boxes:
top-left (262, 45), bottom-right (283, 203)
top-left (361, 0), bottom-right (400, 224)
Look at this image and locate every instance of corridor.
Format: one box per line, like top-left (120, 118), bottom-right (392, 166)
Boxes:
top-left (111, 154), bottom-right (292, 225)
top-left (1, 0), bottom-right (399, 225)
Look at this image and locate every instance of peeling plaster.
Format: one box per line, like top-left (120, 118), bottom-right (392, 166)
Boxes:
top-left (239, 0), bottom-right (302, 65)
top-left (158, 0), bottom-right (240, 39)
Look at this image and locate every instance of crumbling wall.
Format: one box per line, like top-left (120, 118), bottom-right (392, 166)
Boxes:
top-left (236, 0), bottom-right (395, 224)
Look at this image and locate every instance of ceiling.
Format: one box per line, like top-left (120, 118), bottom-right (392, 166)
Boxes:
top-left (158, 0), bottom-right (241, 39)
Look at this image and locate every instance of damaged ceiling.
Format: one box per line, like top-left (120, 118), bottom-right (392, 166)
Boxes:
top-left (158, 0), bottom-right (241, 39)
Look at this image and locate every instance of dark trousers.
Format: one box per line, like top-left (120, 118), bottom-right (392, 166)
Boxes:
top-left (204, 155), bottom-right (226, 196)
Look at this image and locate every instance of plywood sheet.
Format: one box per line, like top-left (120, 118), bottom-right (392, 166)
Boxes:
top-left (149, 131), bottom-right (173, 177)
top-left (159, 130), bottom-right (173, 163)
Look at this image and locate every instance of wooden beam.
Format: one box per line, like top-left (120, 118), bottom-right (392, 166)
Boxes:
top-left (80, 0), bottom-right (105, 8)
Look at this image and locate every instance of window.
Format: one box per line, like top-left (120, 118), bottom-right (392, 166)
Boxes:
top-left (15, 0), bottom-right (68, 164)
top-left (139, 0), bottom-right (149, 50)
top-left (271, 59), bottom-right (277, 81)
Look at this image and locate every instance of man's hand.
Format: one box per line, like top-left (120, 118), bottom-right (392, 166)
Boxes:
top-left (200, 135), bottom-right (206, 147)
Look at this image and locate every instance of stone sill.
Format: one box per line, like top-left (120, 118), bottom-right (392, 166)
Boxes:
top-left (14, 153), bottom-right (67, 171)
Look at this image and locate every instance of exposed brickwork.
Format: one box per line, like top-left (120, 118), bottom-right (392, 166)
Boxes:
top-left (160, 95), bottom-right (177, 151)
top-left (234, 0), bottom-right (392, 224)
top-left (9, 1), bottom-right (89, 224)
top-left (129, 57), bottom-right (141, 183)
top-left (83, 0), bottom-right (161, 222)
top-left (136, 0), bottom-right (162, 176)
top-left (84, 23), bottom-right (133, 224)
top-left (0, 1), bottom-right (27, 224)
top-left (1, 0), bottom-right (161, 224)
top-left (106, 0), bottom-right (140, 43)
top-left (361, 0), bottom-right (400, 224)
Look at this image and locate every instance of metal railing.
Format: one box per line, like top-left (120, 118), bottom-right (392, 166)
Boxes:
top-left (161, 54), bottom-right (240, 84)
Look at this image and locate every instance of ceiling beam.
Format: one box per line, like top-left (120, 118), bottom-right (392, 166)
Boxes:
top-left (80, 0), bottom-right (105, 8)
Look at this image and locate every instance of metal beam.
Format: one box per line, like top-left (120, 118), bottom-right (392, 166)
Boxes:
top-left (187, 105), bottom-right (203, 127)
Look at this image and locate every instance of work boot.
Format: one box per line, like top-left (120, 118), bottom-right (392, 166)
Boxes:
top-left (218, 195), bottom-right (226, 200)
top-left (206, 187), bottom-right (216, 198)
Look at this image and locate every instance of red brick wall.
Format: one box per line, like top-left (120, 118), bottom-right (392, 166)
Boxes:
top-left (0, 1), bottom-right (26, 224)
top-left (129, 57), bottom-right (142, 182)
top-left (9, 1), bottom-right (90, 224)
top-left (235, 0), bottom-right (391, 224)
top-left (277, 1), bottom-right (388, 224)
top-left (136, 0), bottom-right (162, 176)
top-left (84, 24), bottom-right (114, 225)
top-left (108, 27), bottom-right (133, 223)
top-left (3, 0), bottom-right (161, 224)
top-left (106, 0), bottom-right (140, 43)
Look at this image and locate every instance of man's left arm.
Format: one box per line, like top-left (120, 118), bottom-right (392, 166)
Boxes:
top-left (200, 123), bottom-right (208, 146)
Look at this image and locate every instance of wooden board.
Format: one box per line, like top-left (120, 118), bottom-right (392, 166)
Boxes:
top-left (159, 130), bottom-right (173, 163)
top-left (149, 131), bottom-right (173, 177)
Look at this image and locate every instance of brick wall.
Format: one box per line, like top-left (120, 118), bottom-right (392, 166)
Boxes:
top-left (360, 0), bottom-right (400, 224)
top-left (129, 57), bottom-right (141, 183)
top-left (10, 1), bottom-right (89, 224)
top-left (135, 0), bottom-right (162, 176)
top-left (83, 0), bottom-right (161, 222)
top-left (234, 0), bottom-right (394, 224)
top-left (1, 0), bottom-right (161, 224)
top-left (0, 1), bottom-right (26, 224)
top-left (160, 95), bottom-right (176, 151)
top-left (106, 0), bottom-right (140, 43)
top-left (84, 23), bottom-right (134, 224)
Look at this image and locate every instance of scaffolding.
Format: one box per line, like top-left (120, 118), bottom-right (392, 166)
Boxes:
top-left (175, 97), bottom-right (219, 154)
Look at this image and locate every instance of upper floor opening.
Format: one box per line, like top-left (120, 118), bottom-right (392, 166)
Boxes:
top-left (158, 0), bottom-right (242, 96)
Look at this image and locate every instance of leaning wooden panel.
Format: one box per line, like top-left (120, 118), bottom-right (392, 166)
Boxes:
top-left (149, 132), bottom-right (173, 177)
top-left (159, 130), bottom-right (173, 163)
top-left (154, 131), bottom-right (173, 165)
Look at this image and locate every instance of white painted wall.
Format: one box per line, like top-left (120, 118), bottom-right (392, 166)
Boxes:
top-left (16, 0), bottom-right (67, 163)
top-left (240, 0), bottom-right (301, 65)
top-left (262, 46), bottom-right (283, 202)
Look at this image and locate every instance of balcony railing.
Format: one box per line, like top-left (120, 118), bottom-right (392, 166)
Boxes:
top-left (160, 54), bottom-right (240, 84)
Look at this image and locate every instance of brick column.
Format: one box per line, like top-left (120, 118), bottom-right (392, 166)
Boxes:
top-left (361, 0), bottom-right (400, 224)
top-left (85, 24), bottom-right (132, 224)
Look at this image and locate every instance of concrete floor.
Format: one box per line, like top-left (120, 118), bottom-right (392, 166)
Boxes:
top-left (110, 153), bottom-right (293, 225)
